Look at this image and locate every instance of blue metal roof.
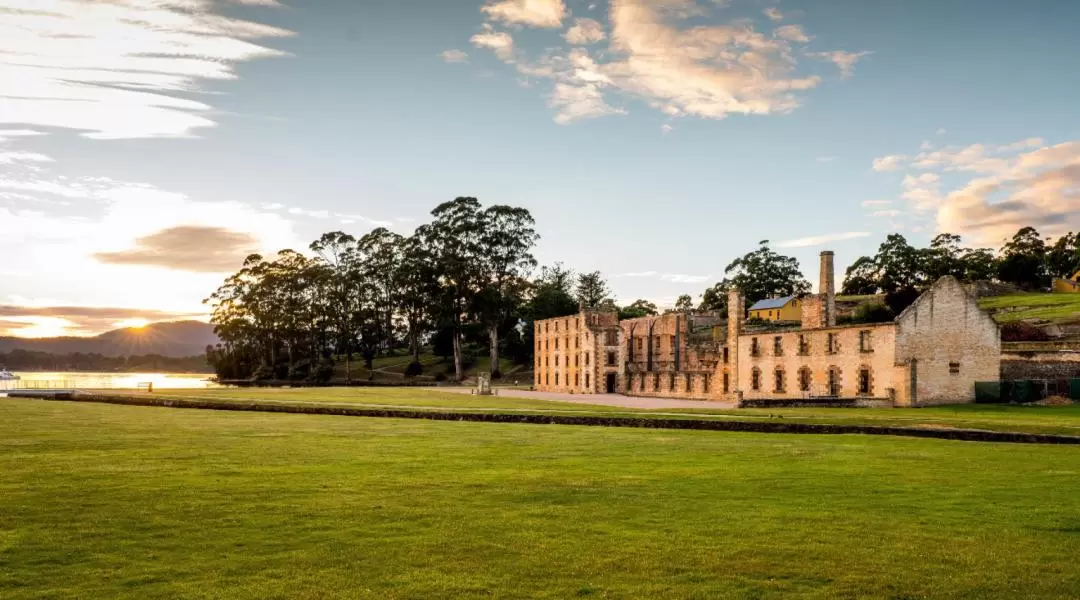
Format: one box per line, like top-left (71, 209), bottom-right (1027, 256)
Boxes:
top-left (749, 296), bottom-right (795, 311)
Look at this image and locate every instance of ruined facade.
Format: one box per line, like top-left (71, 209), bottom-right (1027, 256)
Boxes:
top-left (534, 252), bottom-right (1001, 406)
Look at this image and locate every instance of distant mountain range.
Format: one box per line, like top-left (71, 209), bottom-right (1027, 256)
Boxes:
top-left (0, 321), bottom-right (218, 358)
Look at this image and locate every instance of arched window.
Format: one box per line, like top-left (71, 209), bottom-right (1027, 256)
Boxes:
top-left (798, 367), bottom-right (812, 392)
top-left (751, 367), bottom-right (761, 391)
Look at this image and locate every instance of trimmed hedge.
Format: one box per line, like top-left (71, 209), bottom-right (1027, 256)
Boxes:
top-left (41, 393), bottom-right (1080, 446)
top-left (217, 379), bottom-right (438, 388)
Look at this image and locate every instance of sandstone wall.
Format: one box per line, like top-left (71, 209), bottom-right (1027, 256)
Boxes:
top-left (894, 276), bottom-right (1001, 405)
top-left (736, 323), bottom-right (898, 402)
top-left (1001, 352), bottom-right (1080, 380)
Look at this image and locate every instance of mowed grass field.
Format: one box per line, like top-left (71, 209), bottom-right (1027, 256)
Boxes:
top-left (2, 399), bottom-right (1080, 599)
top-left (979, 292), bottom-right (1080, 324)
top-left (137, 387), bottom-right (1080, 437)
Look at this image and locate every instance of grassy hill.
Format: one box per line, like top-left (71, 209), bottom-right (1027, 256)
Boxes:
top-left (978, 293), bottom-right (1080, 324)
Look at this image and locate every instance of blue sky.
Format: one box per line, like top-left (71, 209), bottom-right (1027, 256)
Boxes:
top-left (1, 0), bottom-right (1078, 336)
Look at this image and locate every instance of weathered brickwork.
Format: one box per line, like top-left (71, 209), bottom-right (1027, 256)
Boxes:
top-left (736, 323), bottom-right (898, 402)
top-left (533, 309), bottom-right (622, 394)
top-left (893, 276), bottom-right (1001, 405)
top-left (532, 255), bottom-right (1001, 407)
top-left (620, 312), bottom-right (723, 400)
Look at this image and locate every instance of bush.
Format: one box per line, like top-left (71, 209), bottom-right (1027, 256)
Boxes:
top-left (433, 372), bottom-right (448, 382)
top-left (851, 302), bottom-right (894, 324)
top-left (404, 361), bottom-right (423, 377)
top-left (312, 359), bottom-right (334, 383)
top-left (745, 316), bottom-right (768, 327)
top-left (1001, 322), bottom-right (1050, 342)
top-left (491, 369), bottom-right (502, 380)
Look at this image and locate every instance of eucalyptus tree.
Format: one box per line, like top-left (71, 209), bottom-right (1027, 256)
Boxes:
top-left (476, 204), bottom-right (538, 377)
top-left (723, 241), bottom-right (810, 305)
top-left (310, 231), bottom-right (361, 381)
top-left (416, 197), bottom-right (486, 381)
top-left (397, 233), bottom-right (438, 370)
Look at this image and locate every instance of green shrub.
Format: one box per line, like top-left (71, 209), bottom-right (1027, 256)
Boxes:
top-left (852, 303), bottom-right (894, 323)
top-left (434, 372), bottom-right (448, 382)
top-left (404, 361), bottom-right (423, 377)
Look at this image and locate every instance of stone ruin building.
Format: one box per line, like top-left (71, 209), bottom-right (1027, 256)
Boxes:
top-left (533, 251), bottom-right (1001, 406)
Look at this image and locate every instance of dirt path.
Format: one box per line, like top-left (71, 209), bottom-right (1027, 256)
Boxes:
top-left (443, 387), bottom-right (738, 410)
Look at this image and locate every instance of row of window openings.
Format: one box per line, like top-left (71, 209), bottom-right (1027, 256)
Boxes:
top-left (538, 372), bottom-right (591, 388)
top-left (749, 367), bottom-right (873, 395)
top-left (542, 318), bottom-right (580, 334)
top-left (538, 352), bottom-right (617, 368)
top-left (635, 373), bottom-right (722, 394)
top-left (540, 337), bottom-right (581, 351)
top-left (538, 330), bottom-right (618, 349)
top-left (750, 331), bottom-right (875, 357)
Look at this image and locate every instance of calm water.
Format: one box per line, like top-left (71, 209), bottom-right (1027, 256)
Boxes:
top-left (0, 372), bottom-right (219, 391)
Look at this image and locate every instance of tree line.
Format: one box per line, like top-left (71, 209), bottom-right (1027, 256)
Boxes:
top-left (204, 203), bottom-right (1080, 383)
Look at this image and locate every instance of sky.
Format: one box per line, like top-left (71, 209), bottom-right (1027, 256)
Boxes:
top-left (1, 0), bottom-right (1078, 337)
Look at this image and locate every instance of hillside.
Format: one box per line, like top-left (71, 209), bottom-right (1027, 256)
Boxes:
top-left (0, 321), bottom-right (217, 358)
top-left (977, 293), bottom-right (1080, 325)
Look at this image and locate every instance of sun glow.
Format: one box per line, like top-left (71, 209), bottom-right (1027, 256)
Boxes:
top-left (114, 318), bottom-right (150, 330)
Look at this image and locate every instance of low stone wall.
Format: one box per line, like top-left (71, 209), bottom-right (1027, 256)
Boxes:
top-left (23, 392), bottom-right (1080, 445)
top-left (1001, 351), bottom-right (1080, 380)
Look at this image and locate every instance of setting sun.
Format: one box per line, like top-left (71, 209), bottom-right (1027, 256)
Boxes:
top-left (114, 318), bottom-right (150, 330)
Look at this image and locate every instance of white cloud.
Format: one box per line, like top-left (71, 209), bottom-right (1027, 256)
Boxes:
top-left (861, 200), bottom-right (892, 207)
top-left (874, 138), bottom-right (1080, 245)
top-left (661, 273), bottom-right (711, 284)
top-left (763, 7), bottom-right (783, 21)
top-left (870, 209), bottom-right (902, 218)
top-left (777, 232), bottom-right (871, 248)
top-left (471, 25), bottom-right (516, 62)
top-left (441, 49), bottom-right (470, 63)
top-left (936, 128), bottom-right (947, 135)
top-left (467, 0), bottom-right (863, 125)
top-left (872, 155), bottom-right (905, 172)
top-left (774, 25), bottom-right (810, 43)
top-left (549, 82), bottom-right (626, 124)
top-left (809, 50), bottom-right (872, 78)
top-left (565, 18), bottom-right (606, 44)
top-left (482, 0), bottom-right (566, 28)
top-left (288, 207), bottom-right (330, 219)
top-left (0, 0), bottom-right (292, 139)
top-left (337, 213), bottom-right (395, 228)
top-left (661, 123), bottom-right (674, 135)
top-left (816, 156), bottom-right (837, 163)
top-left (617, 271), bottom-right (659, 277)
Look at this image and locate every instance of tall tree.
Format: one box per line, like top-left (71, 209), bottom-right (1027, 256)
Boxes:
top-left (998, 226), bottom-right (1049, 290)
top-left (618, 299), bottom-right (658, 320)
top-left (415, 197), bottom-right (485, 381)
top-left (723, 241), bottom-right (810, 305)
top-left (841, 256), bottom-right (880, 295)
top-left (1047, 232), bottom-right (1080, 278)
top-left (397, 234), bottom-right (437, 371)
top-left (476, 205), bottom-right (539, 377)
top-left (698, 280), bottom-right (729, 313)
top-left (575, 271), bottom-right (611, 308)
top-left (674, 294), bottom-right (694, 312)
top-left (310, 231), bottom-right (359, 381)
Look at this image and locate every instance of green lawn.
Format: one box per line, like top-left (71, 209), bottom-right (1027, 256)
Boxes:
top-left (136, 387), bottom-right (1080, 437)
top-left (1, 399), bottom-right (1078, 599)
top-left (979, 292), bottom-right (1080, 323)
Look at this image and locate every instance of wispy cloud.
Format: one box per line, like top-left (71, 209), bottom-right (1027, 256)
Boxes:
top-left (440, 49), bottom-right (470, 63)
top-left (816, 156), bottom-right (837, 163)
top-left (861, 200), bottom-right (892, 207)
top-left (807, 50), bottom-right (872, 78)
top-left (764, 7), bottom-right (784, 21)
top-left (615, 271), bottom-right (710, 284)
top-left (481, 0), bottom-right (566, 28)
top-left (873, 138), bottom-right (1080, 244)
top-left (462, 0), bottom-right (867, 125)
top-left (564, 18), bottom-right (606, 44)
top-left (0, 0), bottom-right (293, 139)
top-left (777, 232), bottom-right (871, 248)
top-left (94, 226), bottom-right (260, 273)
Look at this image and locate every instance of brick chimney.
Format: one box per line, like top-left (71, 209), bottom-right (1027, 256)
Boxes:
top-left (819, 251), bottom-right (836, 327)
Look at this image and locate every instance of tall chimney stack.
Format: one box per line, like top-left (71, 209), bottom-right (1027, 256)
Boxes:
top-left (819, 251), bottom-right (836, 327)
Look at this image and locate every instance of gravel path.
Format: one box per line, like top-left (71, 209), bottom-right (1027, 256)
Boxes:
top-left (444, 387), bottom-right (737, 410)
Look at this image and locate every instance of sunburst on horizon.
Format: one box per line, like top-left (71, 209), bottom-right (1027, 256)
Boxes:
top-left (113, 318), bottom-right (151, 330)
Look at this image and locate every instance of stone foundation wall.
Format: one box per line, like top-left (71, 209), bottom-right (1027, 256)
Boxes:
top-left (1001, 352), bottom-right (1080, 380)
